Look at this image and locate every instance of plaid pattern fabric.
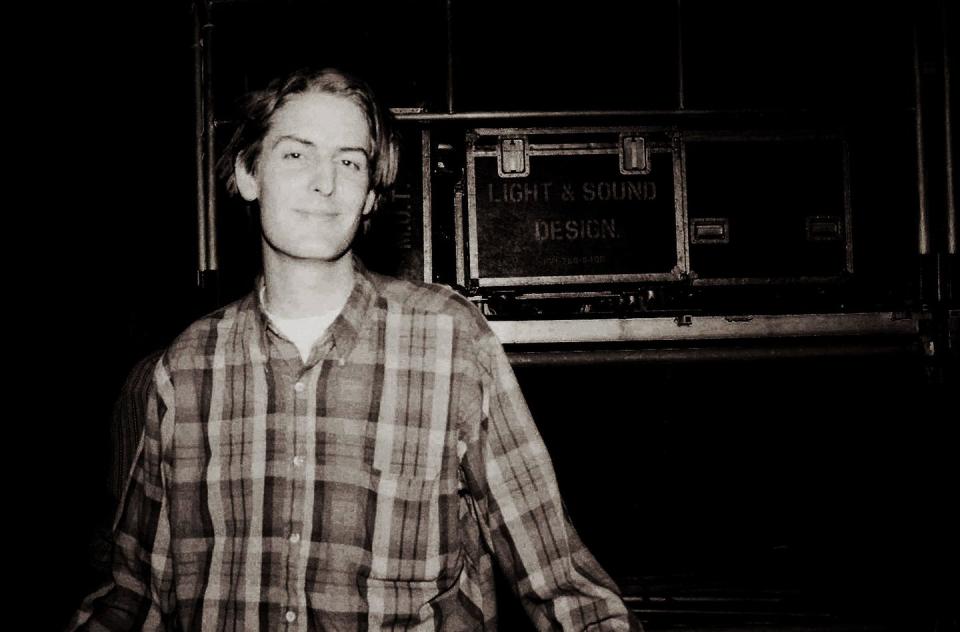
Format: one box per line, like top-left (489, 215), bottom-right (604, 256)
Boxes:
top-left (70, 257), bottom-right (640, 631)
top-left (108, 350), bottom-right (163, 502)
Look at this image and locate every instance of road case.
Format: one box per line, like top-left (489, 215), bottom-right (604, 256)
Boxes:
top-left (683, 132), bottom-right (853, 284)
top-left (463, 127), bottom-right (687, 291)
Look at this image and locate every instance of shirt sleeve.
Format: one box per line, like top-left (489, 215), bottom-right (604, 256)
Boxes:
top-left (108, 351), bottom-right (163, 504)
top-left (458, 329), bottom-right (643, 632)
top-left (67, 358), bottom-right (176, 632)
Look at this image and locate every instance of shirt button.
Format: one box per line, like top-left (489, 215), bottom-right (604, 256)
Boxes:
top-left (289, 532), bottom-right (301, 544)
top-left (293, 455), bottom-right (305, 467)
top-left (294, 381), bottom-right (305, 393)
top-left (285, 610), bottom-right (296, 623)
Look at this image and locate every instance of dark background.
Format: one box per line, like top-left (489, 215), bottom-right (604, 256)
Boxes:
top-left (39, 1), bottom-right (956, 630)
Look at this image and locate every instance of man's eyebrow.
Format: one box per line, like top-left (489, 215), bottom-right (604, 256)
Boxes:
top-left (337, 146), bottom-right (370, 157)
top-left (272, 135), bottom-right (314, 149)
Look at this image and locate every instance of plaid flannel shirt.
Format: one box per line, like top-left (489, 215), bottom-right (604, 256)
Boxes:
top-left (70, 257), bottom-right (639, 631)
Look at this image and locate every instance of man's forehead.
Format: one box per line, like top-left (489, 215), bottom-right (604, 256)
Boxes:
top-left (267, 91), bottom-right (372, 149)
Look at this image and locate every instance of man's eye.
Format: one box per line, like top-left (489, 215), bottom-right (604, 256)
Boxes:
top-left (283, 152), bottom-right (302, 160)
top-left (340, 159), bottom-right (360, 170)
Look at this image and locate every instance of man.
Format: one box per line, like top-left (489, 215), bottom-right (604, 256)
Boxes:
top-left (70, 67), bottom-right (640, 631)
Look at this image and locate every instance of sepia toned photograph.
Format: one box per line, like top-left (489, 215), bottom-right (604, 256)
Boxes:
top-left (47, 1), bottom-right (955, 630)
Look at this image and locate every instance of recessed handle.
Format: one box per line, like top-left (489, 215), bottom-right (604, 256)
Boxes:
top-left (691, 218), bottom-right (730, 244)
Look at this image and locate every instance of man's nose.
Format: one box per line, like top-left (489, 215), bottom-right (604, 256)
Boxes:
top-left (310, 160), bottom-right (335, 196)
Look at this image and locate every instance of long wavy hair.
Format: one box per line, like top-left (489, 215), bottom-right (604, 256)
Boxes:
top-left (219, 67), bottom-right (399, 210)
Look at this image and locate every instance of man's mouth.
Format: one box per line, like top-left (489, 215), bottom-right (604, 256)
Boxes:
top-left (295, 208), bottom-right (338, 218)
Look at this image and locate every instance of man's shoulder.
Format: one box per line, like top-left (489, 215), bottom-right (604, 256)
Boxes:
top-left (369, 272), bottom-right (489, 333)
top-left (162, 293), bottom-right (256, 365)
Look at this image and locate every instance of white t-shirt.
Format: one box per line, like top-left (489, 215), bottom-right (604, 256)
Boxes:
top-left (261, 287), bottom-right (340, 363)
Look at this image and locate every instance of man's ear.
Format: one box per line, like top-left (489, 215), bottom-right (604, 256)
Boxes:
top-left (361, 189), bottom-right (377, 216)
top-left (235, 156), bottom-right (259, 202)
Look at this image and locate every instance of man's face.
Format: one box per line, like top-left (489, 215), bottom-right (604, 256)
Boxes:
top-left (236, 91), bottom-right (376, 263)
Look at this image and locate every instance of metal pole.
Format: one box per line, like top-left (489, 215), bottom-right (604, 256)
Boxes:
top-left (193, 2), bottom-right (207, 282)
top-left (943, 0), bottom-right (956, 255)
top-left (505, 341), bottom-right (920, 367)
top-left (913, 22), bottom-right (931, 257)
top-left (445, 0), bottom-right (454, 114)
top-left (203, 3), bottom-right (218, 274)
top-left (676, 0), bottom-right (685, 110)
top-left (392, 108), bottom-right (817, 122)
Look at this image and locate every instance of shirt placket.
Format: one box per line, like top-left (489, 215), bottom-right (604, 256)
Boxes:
top-left (282, 341), bottom-right (333, 631)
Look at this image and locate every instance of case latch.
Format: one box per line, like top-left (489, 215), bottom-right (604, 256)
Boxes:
top-left (497, 137), bottom-right (529, 178)
top-left (619, 134), bottom-right (650, 175)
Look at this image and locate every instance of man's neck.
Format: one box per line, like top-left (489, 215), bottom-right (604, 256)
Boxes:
top-left (262, 248), bottom-right (355, 319)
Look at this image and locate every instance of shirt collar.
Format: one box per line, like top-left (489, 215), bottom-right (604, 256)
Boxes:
top-left (248, 254), bottom-right (381, 364)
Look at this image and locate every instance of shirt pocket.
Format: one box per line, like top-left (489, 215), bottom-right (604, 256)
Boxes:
top-left (362, 556), bottom-right (466, 625)
top-left (364, 463), bottom-right (462, 585)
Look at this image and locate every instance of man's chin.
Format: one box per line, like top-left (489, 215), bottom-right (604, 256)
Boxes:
top-left (264, 242), bottom-right (353, 264)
